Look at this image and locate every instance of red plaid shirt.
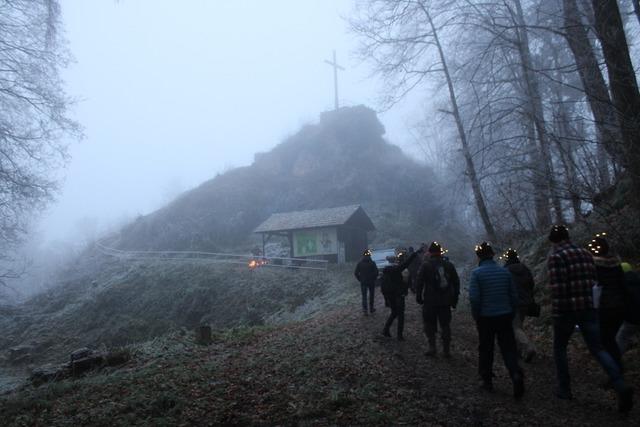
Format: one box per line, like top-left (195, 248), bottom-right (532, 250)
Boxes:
top-left (547, 242), bottom-right (596, 316)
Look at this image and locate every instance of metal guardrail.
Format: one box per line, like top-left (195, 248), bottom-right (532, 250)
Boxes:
top-left (95, 242), bottom-right (329, 271)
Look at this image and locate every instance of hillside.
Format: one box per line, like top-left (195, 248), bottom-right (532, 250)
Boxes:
top-left (2, 296), bottom-right (638, 426)
top-left (112, 106), bottom-right (458, 252)
top-left (0, 251), bottom-right (357, 369)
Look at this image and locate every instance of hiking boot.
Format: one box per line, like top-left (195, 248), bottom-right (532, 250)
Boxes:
top-left (397, 335), bottom-right (405, 341)
top-left (524, 350), bottom-right (536, 363)
top-left (425, 341), bottom-right (437, 357)
top-left (370, 307), bottom-right (376, 314)
top-left (512, 372), bottom-right (525, 399)
top-left (442, 342), bottom-right (451, 359)
top-left (479, 379), bottom-right (494, 393)
top-left (554, 387), bottom-right (573, 400)
top-left (599, 378), bottom-right (614, 390)
top-left (383, 329), bottom-right (391, 338)
top-left (617, 386), bottom-right (634, 413)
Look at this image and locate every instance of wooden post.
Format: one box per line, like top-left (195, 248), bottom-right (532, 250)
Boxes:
top-left (195, 325), bottom-right (212, 345)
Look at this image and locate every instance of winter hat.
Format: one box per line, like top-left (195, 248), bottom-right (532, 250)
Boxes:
top-left (621, 262), bottom-right (633, 273)
top-left (475, 242), bottom-right (494, 259)
top-left (549, 225), bottom-right (569, 243)
top-left (503, 248), bottom-right (519, 263)
top-left (363, 249), bottom-right (372, 257)
top-left (587, 233), bottom-right (609, 256)
top-left (428, 241), bottom-right (443, 255)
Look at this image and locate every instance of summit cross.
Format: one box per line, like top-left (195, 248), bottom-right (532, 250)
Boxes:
top-left (324, 50), bottom-right (345, 110)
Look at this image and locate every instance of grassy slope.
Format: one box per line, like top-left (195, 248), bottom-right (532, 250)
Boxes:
top-left (0, 250), bottom-right (357, 367)
top-left (2, 294), bottom-right (638, 426)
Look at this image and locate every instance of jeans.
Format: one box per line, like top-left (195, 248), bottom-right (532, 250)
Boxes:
top-left (599, 308), bottom-right (624, 370)
top-left (384, 295), bottom-right (405, 338)
top-left (360, 282), bottom-right (375, 312)
top-left (553, 310), bottom-right (625, 393)
top-left (423, 305), bottom-right (452, 345)
top-left (476, 313), bottom-right (521, 382)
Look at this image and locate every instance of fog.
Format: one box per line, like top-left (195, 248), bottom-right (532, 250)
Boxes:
top-left (42, 0), bottom-right (421, 244)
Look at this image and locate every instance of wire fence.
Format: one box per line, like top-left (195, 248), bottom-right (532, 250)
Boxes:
top-left (95, 241), bottom-right (329, 271)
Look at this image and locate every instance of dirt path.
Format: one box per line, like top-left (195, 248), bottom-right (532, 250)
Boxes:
top-left (1, 292), bottom-right (637, 426)
top-left (210, 295), bottom-right (638, 425)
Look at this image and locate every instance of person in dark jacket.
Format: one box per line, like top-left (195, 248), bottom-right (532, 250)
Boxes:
top-left (587, 234), bottom-right (626, 371)
top-left (469, 242), bottom-right (524, 398)
top-left (382, 248), bottom-right (422, 341)
top-left (616, 262), bottom-right (640, 354)
top-left (503, 248), bottom-right (537, 362)
top-left (416, 241), bottom-right (460, 357)
top-left (407, 246), bottom-right (421, 294)
top-left (354, 249), bottom-right (379, 315)
top-left (548, 225), bottom-right (633, 412)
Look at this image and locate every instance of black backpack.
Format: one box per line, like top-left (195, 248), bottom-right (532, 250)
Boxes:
top-left (433, 264), bottom-right (451, 293)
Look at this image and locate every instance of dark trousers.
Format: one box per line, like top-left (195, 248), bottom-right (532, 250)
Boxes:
top-left (384, 295), bottom-right (405, 337)
top-left (600, 308), bottom-right (624, 371)
top-left (553, 310), bottom-right (624, 393)
top-left (423, 305), bottom-right (451, 344)
top-left (360, 282), bottom-right (375, 312)
top-left (476, 313), bottom-right (521, 382)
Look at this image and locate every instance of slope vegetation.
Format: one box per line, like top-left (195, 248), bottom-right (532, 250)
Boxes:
top-left (2, 296), bottom-right (638, 425)
top-left (114, 106), bottom-right (450, 252)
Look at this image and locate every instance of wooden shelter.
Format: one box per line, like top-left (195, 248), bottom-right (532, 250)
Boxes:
top-left (253, 205), bottom-right (375, 263)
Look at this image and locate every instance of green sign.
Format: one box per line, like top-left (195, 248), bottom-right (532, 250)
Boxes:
top-left (296, 232), bottom-right (317, 256)
top-left (293, 228), bottom-right (337, 257)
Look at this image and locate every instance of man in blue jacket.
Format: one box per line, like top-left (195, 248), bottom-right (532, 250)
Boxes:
top-left (469, 242), bottom-right (524, 398)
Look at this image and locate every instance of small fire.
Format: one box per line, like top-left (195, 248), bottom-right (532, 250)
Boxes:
top-left (248, 258), bottom-right (268, 270)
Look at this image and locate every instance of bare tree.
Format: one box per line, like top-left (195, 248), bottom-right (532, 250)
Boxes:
top-left (0, 0), bottom-right (79, 286)
top-left (350, 0), bottom-right (497, 242)
top-left (563, 0), bottom-right (624, 168)
top-left (591, 0), bottom-right (640, 199)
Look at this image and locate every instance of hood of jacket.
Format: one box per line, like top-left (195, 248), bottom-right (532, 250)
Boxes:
top-left (593, 255), bottom-right (621, 269)
top-left (506, 262), bottom-right (528, 275)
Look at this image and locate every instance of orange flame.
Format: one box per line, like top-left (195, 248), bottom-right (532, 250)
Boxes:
top-left (248, 259), bottom-right (268, 269)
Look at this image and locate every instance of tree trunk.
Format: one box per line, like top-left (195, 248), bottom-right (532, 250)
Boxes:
top-left (526, 120), bottom-right (552, 229)
top-left (634, 0), bottom-right (640, 27)
top-left (513, 0), bottom-right (562, 226)
top-left (563, 0), bottom-right (624, 167)
top-left (422, 6), bottom-right (497, 242)
top-left (591, 0), bottom-right (640, 197)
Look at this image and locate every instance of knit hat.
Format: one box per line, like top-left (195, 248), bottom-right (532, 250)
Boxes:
top-left (503, 248), bottom-right (519, 263)
top-left (548, 225), bottom-right (569, 243)
top-left (363, 249), bottom-right (372, 257)
top-left (475, 242), bottom-right (494, 259)
top-left (621, 262), bottom-right (633, 273)
top-left (428, 241), bottom-right (443, 255)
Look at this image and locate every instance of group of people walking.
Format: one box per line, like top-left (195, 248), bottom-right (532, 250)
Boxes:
top-left (354, 225), bottom-right (638, 413)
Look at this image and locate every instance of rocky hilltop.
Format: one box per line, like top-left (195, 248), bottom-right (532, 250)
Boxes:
top-left (113, 106), bottom-right (450, 252)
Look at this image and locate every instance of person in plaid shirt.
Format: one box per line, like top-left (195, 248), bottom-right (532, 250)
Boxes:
top-left (547, 225), bottom-right (634, 413)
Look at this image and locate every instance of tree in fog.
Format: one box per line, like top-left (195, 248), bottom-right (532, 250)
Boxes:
top-left (590, 0), bottom-right (640, 201)
top-left (351, 0), bottom-right (640, 241)
top-left (350, 0), bottom-right (498, 242)
top-left (0, 0), bottom-right (78, 284)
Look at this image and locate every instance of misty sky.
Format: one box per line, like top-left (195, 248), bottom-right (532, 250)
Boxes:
top-left (42, 1), bottom-right (422, 243)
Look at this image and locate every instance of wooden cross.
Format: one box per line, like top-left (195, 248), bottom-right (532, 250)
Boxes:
top-left (324, 50), bottom-right (345, 110)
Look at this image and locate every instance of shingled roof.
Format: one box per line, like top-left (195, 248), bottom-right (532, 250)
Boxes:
top-left (254, 205), bottom-right (375, 233)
